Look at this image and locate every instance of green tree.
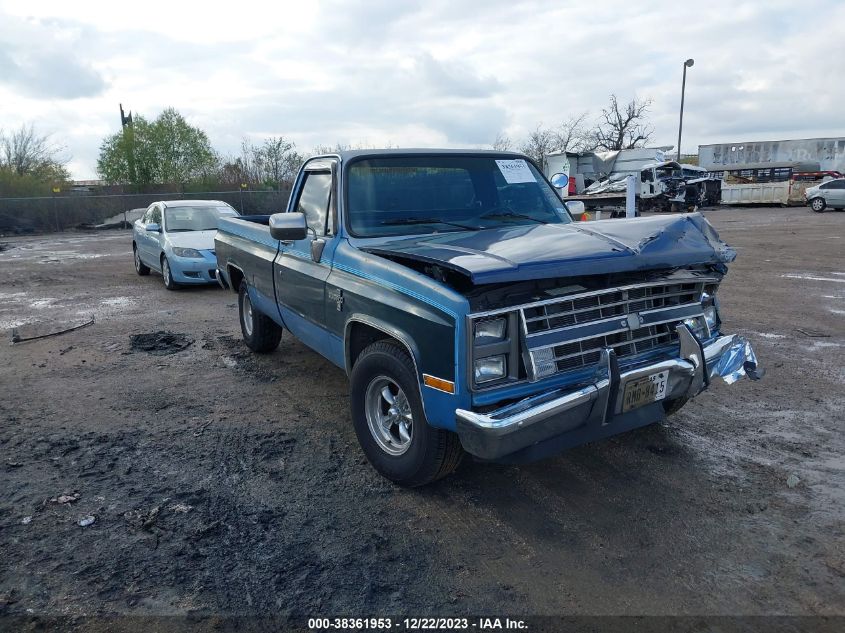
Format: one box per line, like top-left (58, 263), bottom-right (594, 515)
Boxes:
top-left (97, 108), bottom-right (218, 186)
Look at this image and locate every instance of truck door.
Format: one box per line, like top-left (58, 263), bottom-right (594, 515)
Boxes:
top-left (273, 159), bottom-right (337, 357)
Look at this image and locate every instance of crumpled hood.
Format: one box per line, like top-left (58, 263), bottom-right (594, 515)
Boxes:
top-left (166, 230), bottom-right (217, 251)
top-left (359, 213), bottom-right (736, 285)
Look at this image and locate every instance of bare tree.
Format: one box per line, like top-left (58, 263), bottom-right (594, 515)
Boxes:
top-left (556, 113), bottom-right (589, 152)
top-left (519, 114), bottom-right (589, 171)
top-left (590, 95), bottom-right (653, 151)
top-left (0, 124), bottom-right (69, 181)
top-left (491, 132), bottom-right (512, 151)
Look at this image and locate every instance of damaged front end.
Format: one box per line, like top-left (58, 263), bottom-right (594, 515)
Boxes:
top-left (355, 212), bottom-right (762, 462)
top-left (456, 324), bottom-right (763, 462)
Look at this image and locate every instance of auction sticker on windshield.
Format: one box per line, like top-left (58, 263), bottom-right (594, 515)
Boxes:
top-left (495, 159), bottom-right (535, 184)
top-left (622, 370), bottom-right (668, 413)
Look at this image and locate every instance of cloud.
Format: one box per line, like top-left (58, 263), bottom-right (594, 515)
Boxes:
top-left (0, 49), bottom-right (106, 99)
top-left (0, 14), bottom-right (107, 99)
top-left (0, 0), bottom-right (843, 178)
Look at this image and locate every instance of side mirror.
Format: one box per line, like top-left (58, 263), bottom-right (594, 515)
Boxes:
top-left (550, 173), bottom-right (569, 189)
top-left (269, 212), bottom-right (308, 241)
top-left (144, 223), bottom-right (161, 233)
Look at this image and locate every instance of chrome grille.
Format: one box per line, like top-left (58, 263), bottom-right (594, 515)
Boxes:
top-left (533, 324), bottom-right (679, 375)
top-left (521, 280), bottom-right (709, 380)
top-left (523, 282), bottom-right (704, 335)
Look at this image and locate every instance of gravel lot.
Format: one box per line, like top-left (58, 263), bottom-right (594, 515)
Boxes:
top-left (0, 207), bottom-right (843, 625)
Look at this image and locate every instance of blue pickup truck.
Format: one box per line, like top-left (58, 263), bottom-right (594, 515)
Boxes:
top-left (214, 149), bottom-right (761, 486)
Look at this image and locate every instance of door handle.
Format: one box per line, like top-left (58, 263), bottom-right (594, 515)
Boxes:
top-left (311, 238), bottom-right (326, 263)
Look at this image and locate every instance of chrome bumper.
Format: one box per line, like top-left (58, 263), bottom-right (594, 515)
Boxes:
top-left (455, 325), bottom-right (762, 460)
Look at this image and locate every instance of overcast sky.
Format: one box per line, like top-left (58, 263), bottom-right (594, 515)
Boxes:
top-left (1, 0), bottom-right (843, 179)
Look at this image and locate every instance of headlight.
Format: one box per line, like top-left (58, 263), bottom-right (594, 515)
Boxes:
top-left (474, 318), bottom-right (506, 342)
top-left (172, 247), bottom-right (203, 258)
top-left (701, 288), bottom-right (720, 333)
top-left (474, 355), bottom-right (506, 383)
top-left (683, 316), bottom-right (709, 340)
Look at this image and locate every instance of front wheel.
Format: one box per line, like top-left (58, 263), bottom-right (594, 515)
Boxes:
top-left (238, 281), bottom-right (282, 353)
top-left (810, 198), bottom-right (826, 213)
top-left (162, 256), bottom-right (179, 290)
top-left (350, 341), bottom-right (463, 487)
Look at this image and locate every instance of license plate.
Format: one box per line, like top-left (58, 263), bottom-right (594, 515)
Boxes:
top-left (622, 371), bottom-right (669, 413)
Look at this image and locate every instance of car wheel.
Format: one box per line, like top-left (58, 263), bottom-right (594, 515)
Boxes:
top-left (133, 244), bottom-right (150, 276)
top-left (238, 280), bottom-right (282, 353)
top-left (350, 340), bottom-right (463, 487)
top-left (161, 256), bottom-right (179, 290)
top-left (810, 197), bottom-right (826, 212)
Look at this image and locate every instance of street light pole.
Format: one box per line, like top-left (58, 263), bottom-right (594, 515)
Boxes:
top-left (677, 58), bottom-right (694, 162)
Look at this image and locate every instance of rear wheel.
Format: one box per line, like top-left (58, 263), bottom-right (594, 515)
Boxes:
top-left (350, 341), bottom-right (463, 487)
top-left (238, 281), bottom-right (282, 353)
top-left (810, 197), bottom-right (826, 212)
top-left (161, 256), bottom-right (179, 290)
top-left (133, 244), bottom-right (150, 276)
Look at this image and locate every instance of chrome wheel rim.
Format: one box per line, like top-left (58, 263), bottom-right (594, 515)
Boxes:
top-left (812, 199), bottom-right (824, 211)
top-left (163, 259), bottom-right (171, 285)
top-left (134, 248), bottom-right (141, 271)
top-left (241, 291), bottom-right (254, 336)
top-left (365, 376), bottom-right (413, 456)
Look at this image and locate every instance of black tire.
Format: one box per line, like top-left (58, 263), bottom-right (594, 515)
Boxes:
top-left (350, 340), bottom-right (464, 487)
top-left (133, 244), bottom-right (150, 276)
top-left (161, 256), bottom-right (179, 290)
top-left (238, 280), bottom-right (282, 353)
top-left (809, 197), bottom-right (826, 213)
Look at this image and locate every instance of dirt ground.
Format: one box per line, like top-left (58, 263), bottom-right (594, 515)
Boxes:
top-left (0, 207), bottom-right (843, 625)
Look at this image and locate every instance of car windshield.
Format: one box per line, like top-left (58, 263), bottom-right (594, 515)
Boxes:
top-left (346, 156), bottom-right (571, 237)
top-left (164, 206), bottom-right (237, 232)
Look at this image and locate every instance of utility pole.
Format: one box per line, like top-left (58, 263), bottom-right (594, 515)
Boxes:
top-left (120, 104), bottom-right (137, 190)
top-left (677, 58), bottom-right (694, 162)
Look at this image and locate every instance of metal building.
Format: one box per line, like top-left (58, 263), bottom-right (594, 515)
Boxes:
top-left (699, 137), bottom-right (845, 173)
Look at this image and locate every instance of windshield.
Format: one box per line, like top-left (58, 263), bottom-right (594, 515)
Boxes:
top-left (163, 205), bottom-right (238, 232)
top-left (346, 156), bottom-right (571, 237)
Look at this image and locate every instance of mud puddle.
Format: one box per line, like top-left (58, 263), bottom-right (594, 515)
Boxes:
top-left (130, 331), bottom-right (194, 355)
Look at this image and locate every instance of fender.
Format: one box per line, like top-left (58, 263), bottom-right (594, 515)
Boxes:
top-left (344, 314), bottom-right (421, 380)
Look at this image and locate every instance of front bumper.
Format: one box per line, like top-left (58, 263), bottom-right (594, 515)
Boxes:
top-left (455, 325), bottom-right (762, 461)
top-left (168, 252), bottom-right (219, 284)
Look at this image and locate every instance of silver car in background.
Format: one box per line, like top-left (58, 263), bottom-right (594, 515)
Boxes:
top-left (805, 178), bottom-right (845, 212)
top-left (132, 200), bottom-right (239, 289)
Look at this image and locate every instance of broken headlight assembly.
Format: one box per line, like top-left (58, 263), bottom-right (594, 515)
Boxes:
top-left (683, 285), bottom-right (720, 340)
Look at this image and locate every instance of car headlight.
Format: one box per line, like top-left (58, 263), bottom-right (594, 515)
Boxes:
top-left (683, 315), bottom-right (709, 340)
top-left (474, 318), bottom-right (506, 343)
top-left (684, 287), bottom-right (720, 340)
top-left (172, 247), bottom-right (203, 258)
top-left (474, 355), bottom-right (506, 383)
top-left (701, 288), bottom-right (720, 333)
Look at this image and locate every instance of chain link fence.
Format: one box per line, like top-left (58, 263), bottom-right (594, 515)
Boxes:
top-left (0, 189), bottom-right (292, 235)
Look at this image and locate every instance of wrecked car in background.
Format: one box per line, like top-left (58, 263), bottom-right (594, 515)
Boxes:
top-left (214, 150), bottom-right (762, 486)
top-left (547, 148), bottom-right (721, 214)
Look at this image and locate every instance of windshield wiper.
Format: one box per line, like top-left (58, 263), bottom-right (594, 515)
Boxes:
top-left (380, 217), bottom-right (480, 231)
top-left (479, 209), bottom-right (549, 224)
